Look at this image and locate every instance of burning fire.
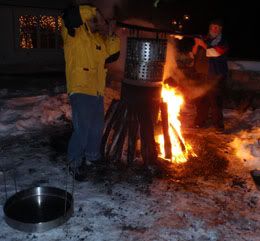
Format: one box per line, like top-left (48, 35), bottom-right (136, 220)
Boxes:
top-left (157, 84), bottom-right (196, 163)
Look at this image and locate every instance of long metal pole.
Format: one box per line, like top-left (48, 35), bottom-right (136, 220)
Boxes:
top-left (116, 21), bottom-right (202, 39)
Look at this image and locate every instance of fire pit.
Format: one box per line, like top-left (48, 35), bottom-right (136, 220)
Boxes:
top-left (101, 37), bottom-right (166, 165)
top-left (4, 186), bottom-right (73, 233)
top-left (102, 25), bottom-right (196, 166)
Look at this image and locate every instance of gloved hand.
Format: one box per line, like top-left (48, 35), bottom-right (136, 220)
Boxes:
top-left (62, 6), bottom-right (83, 37)
top-left (194, 38), bottom-right (207, 49)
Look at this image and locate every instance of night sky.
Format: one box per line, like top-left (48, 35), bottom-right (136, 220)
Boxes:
top-left (121, 0), bottom-right (259, 60)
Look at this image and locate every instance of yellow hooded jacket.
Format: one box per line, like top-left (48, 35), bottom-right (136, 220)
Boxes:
top-left (62, 5), bottom-right (120, 96)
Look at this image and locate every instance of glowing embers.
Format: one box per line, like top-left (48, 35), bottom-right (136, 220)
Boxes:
top-left (157, 84), bottom-right (196, 163)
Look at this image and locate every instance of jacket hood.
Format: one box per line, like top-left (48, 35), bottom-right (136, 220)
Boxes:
top-left (79, 5), bottom-right (96, 23)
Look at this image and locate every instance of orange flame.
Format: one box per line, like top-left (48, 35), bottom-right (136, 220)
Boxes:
top-left (157, 84), bottom-right (196, 163)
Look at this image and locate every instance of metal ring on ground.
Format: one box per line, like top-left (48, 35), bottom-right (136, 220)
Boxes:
top-left (3, 186), bottom-right (73, 233)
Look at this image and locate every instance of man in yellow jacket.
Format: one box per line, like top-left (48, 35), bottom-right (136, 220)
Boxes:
top-left (62, 5), bottom-right (120, 181)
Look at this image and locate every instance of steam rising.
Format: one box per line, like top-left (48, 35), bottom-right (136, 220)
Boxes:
top-left (163, 38), bottom-right (216, 100)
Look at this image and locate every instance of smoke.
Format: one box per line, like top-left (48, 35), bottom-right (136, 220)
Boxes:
top-left (163, 38), bottom-right (216, 100)
top-left (177, 75), bottom-right (216, 100)
top-left (163, 36), bottom-right (177, 81)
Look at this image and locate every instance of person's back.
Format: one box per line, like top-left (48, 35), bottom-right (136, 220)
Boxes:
top-left (62, 5), bottom-right (120, 96)
top-left (62, 5), bottom-right (120, 181)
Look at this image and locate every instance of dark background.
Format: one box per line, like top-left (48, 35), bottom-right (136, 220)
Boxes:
top-left (120, 0), bottom-right (259, 60)
top-left (0, 0), bottom-right (258, 60)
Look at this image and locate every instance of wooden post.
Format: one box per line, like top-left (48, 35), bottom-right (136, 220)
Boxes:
top-left (137, 102), bottom-right (158, 165)
top-left (127, 105), bottom-right (139, 165)
top-left (160, 101), bottom-right (172, 159)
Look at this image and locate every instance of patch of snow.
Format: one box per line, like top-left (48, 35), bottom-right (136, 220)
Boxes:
top-left (228, 60), bottom-right (260, 72)
top-left (0, 89), bottom-right (119, 137)
top-left (0, 94), bottom-right (71, 137)
top-left (6, 95), bottom-right (48, 107)
top-left (0, 122), bottom-right (15, 133)
top-left (230, 128), bottom-right (260, 169)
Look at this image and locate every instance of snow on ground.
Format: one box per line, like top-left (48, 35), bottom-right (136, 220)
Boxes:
top-left (228, 60), bottom-right (260, 72)
top-left (0, 88), bottom-right (119, 137)
top-left (0, 94), bottom-right (70, 136)
top-left (224, 108), bottom-right (260, 167)
top-left (230, 127), bottom-right (260, 169)
top-left (0, 87), bottom-right (260, 241)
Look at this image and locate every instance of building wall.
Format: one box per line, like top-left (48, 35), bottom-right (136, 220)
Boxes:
top-left (0, 7), bottom-right (14, 65)
top-left (0, 6), bottom-right (64, 73)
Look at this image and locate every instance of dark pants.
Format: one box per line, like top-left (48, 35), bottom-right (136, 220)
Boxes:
top-left (194, 75), bottom-right (226, 128)
top-left (68, 93), bottom-right (104, 167)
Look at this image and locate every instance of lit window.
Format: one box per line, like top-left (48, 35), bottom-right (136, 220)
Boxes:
top-left (19, 15), bottom-right (62, 49)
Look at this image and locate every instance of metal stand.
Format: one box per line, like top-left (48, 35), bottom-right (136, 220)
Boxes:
top-left (1, 152), bottom-right (74, 233)
top-left (0, 159), bottom-right (18, 202)
top-left (64, 160), bottom-right (75, 216)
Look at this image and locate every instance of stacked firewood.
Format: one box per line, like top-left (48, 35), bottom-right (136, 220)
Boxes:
top-left (101, 91), bottom-right (185, 166)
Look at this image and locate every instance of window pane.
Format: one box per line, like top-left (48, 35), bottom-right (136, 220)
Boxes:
top-left (19, 15), bottom-right (37, 48)
top-left (39, 15), bottom-right (56, 32)
top-left (39, 15), bottom-right (56, 48)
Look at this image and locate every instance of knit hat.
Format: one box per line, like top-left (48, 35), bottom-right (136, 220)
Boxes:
top-left (209, 19), bottom-right (224, 27)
